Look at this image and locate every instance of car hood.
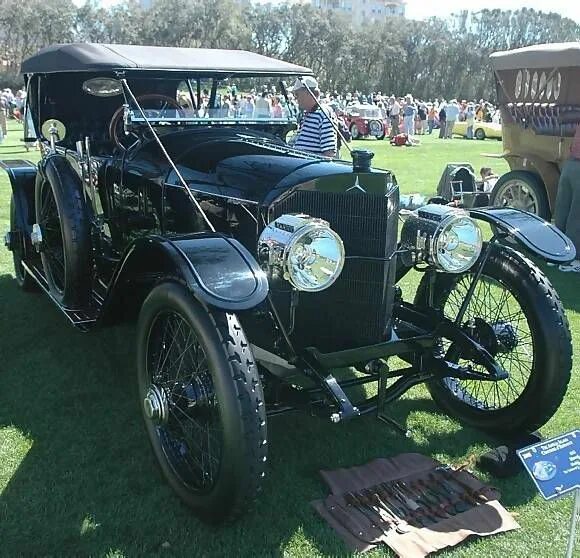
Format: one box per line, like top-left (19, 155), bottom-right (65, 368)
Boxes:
top-left (125, 128), bottom-right (357, 205)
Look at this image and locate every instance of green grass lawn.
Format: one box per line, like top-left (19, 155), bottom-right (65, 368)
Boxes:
top-left (0, 123), bottom-right (578, 557)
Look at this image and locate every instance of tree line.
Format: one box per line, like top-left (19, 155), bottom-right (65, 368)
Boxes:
top-left (0, 0), bottom-right (578, 100)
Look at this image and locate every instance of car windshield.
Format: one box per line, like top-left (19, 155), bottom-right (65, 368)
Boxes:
top-left (348, 106), bottom-right (381, 118)
top-left (126, 76), bottom-right (297, 125)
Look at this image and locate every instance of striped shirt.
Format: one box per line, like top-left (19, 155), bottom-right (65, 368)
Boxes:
top-left (294, 106), bottom-right (337, 155)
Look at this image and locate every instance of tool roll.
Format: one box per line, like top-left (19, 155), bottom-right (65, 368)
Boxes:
top-left (311, 452), bottom-right (519, 557)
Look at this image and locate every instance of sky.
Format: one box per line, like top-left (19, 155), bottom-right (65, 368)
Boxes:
top-left (75, 0), bottom-right (580, 24)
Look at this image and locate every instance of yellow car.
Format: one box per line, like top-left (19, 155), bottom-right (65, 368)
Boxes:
top-left (453, 120), bottom-right (502, 140)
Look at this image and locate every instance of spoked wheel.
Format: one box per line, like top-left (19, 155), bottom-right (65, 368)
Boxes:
top-left (35, 156), bottom-right (92, 308)
top-left (415, 244), bottom-right (572, 435)
top-left (490, 170), bottom-right (550, 219)
top-left (36, 177), bottom-right (66, 295)
top-left (137, 282), bottom-right (267, 523)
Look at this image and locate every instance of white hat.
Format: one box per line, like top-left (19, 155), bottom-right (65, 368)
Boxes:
top-left (290, 76), bottom-right (318, 92)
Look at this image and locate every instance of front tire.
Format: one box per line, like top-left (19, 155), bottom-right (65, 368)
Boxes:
top-left (415, 244), bottom-right (572, 436)
top-left (136, 282), bottom-right (267, 523)
top-left (474, 128), bottom-right (486, 140)
top-left (350, 124), bottom-right (360, 140)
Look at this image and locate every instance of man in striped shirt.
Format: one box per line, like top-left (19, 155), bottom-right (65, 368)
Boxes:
top-left (290, 77), bottom-right (337, 158)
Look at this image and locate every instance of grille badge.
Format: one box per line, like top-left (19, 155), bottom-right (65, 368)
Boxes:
top-left (346, 176), bottom-right (366, 194)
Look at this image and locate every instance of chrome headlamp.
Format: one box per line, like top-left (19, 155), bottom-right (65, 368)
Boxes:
top-left (401, 204), bottom-right (482, 273)
top-left (258, 214), bottom-right (345, 292)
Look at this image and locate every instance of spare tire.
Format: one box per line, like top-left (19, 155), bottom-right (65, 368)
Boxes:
top-left (35, 155), bottom-right (92, 309)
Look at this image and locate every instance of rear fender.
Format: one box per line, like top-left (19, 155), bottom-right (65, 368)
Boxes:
top-left (469, 207), bottom-right (576, 264)
top-left (1, 160), bottom-right (37, 231)
top-left (101, 233), bottom-right (268, 322)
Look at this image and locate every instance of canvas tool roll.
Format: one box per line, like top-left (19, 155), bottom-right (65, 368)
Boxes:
top-left (311, 453), bottom-right (519, 557)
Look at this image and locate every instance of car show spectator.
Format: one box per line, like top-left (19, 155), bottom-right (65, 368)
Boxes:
top-left (465, 103), bottom-right (475, 139)
top-left (291, 76), bottom-right (337, 158)
top-left (389, 95), bottom-right (401, 137)
top-left (402, 94), bottom-right (417, 136)
top-left (438, 103), bottom-right (447, 139)
top-left (254, 91), bottom-right (271, 118)
top-left (554, 122), bottom-right (580, 273)
top-left (271, 95), bottom-right (283, 118)
top-left (444, 99), bottom-right (460, 138)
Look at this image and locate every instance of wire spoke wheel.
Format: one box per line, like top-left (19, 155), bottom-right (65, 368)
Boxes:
top-left (146, 310), bottom-right (223, 492)
top-left (137, 282), bottom-right (267, 522)
top-left (439, 274), bottom-right (533, 411)
top-left (416, 244), bottom-right (572, 434)
top-left (38, 179), bottom-right (66, 294)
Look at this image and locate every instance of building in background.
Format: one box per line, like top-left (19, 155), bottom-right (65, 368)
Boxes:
top-left (312, 0), bottom-right (405, 25)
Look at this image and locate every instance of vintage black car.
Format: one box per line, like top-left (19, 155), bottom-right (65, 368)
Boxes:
top-left (3, 43), bottom-right (576, 523)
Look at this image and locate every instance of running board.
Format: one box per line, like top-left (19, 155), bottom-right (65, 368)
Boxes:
top-left (22, 261), bottom-right (102, 331)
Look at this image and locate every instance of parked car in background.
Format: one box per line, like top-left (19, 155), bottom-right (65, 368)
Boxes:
top-left (453, 120), bottom-right (502, 140)
top-left (488, 42), bottom-right (580, 219)
top-left (344, 103), bottom-right (388, 139)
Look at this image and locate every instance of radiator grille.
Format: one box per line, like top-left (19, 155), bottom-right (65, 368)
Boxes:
top-left (270, 186), bottom-right (399, 352)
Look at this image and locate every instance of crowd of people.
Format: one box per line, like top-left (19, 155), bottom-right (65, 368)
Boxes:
top-left (176, 84), bottom-right (500, 143)
top-left (0, 87), bottom-right (27, 143)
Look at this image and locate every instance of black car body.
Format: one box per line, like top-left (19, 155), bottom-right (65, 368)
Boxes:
top-left (3, 43), bottom-right (576, 522)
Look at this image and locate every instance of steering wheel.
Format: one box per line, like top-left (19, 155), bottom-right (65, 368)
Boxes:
top-left (109, 94), bottom-right (186, 151)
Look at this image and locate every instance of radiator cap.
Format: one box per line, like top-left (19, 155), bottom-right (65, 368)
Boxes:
top-left (351, 149), bottom-right (374, 173)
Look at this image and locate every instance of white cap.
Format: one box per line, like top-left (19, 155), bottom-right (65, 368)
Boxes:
top-left (290, 76), bottom-right (318, 92)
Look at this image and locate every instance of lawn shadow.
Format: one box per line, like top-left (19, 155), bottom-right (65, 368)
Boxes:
top-left (0, 273), bottom-right (539, 556)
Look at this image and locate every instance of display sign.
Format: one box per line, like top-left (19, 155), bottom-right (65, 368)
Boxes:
top-left (517, 429), bottom-right (580, 501)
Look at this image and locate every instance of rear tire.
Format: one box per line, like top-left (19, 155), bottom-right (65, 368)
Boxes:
top-left (415, 244), bottom-right (572, 436)
top-left (136, 282), bottom-right (267, 523)
top-left (35, 156), bottom-right (92, 308)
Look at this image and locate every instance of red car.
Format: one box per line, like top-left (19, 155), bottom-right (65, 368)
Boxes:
top-left (344, 103), bottom-right (389, 140)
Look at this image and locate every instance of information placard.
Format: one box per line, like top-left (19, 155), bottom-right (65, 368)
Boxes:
top-left (517, 429), bottom-right (580, 501)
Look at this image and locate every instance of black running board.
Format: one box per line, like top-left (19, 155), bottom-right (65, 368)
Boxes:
top-left (23, 261), bottom-right (102, 331)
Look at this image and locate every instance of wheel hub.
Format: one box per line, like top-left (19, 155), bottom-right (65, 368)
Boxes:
top-left (181, 373), bottom-right (214, 410)
top-left (492, 321), bottom-right (519, 352)
top-left (465, 317), bottom-right (518, 356)
top-left (143, 384), bottom-right (169, 425)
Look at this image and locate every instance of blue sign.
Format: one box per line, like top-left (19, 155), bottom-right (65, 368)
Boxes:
top-left (517, 429), bottom-right (580, 500)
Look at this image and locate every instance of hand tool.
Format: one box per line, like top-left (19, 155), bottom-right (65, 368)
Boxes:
top-left (390, 482), bottom-right (441, 523)
top-left (361, 489), bottom-right (412, 533)
top-left (435, 467), bottom-right (493, 503)
top-left (413, 479), bottom-right (468, 514)
top-left (325, 500), bottom-right (382, 545)
top-left (396, 481), bottom-right (452, 519)
top-left (344, 492), bottom-right (391, 537)
top-left (428, 472), bottom-right (478, 507)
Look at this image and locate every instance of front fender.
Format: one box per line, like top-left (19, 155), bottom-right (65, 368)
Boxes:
top-left (101, 233), bottom-right (268, 322)
top-left (469, 207), bottom-right (576, 264)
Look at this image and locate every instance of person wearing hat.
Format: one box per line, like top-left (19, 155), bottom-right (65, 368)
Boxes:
top-left (290, 77), bottom-right (337, 158)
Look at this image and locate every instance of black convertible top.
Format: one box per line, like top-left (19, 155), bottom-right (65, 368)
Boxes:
top-left (21, 43), bottom-right (313, 76)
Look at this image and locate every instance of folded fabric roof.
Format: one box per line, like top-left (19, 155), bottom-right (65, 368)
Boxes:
top-left (490, 42), bottom-right (580, 71)
top-left (21, 43), bottom-right (313, 76)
